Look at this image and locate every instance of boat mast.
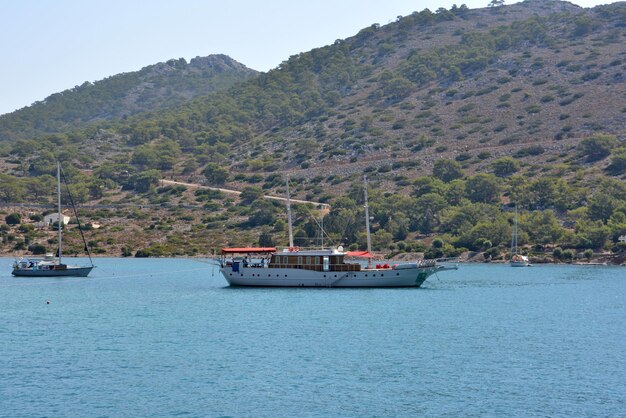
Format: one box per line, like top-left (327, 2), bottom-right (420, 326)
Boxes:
top-left (320, 215), bottom-right (324, 249)
top-left (363, 176), bottom-right (372, 268)
top-left (57, 161), bottom-right (62, 264)
top-left (286, 178), bottom-right (294, 248)
top-left (511, 204), bottom-right (518, 257)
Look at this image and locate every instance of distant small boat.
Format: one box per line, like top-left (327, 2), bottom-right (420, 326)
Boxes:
top-left (12, 162), bottom-right (94, 277)
top-left (510, 204), bottom-right (530, 267)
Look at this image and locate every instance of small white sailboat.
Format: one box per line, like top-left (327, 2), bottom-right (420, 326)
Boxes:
top-left (12, 162), bottom-right (94, 277)
top-left (510, 204), bottom-right (530, 267)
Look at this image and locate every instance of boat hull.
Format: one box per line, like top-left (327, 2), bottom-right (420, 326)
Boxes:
top-left (220, 265), bottom-right (453, 287)
top-left (510, 261), bottom-right (530, 267)
top-left (12, 266), bottom-right (93, 277)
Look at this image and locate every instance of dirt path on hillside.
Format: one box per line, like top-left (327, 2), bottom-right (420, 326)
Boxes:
top-left (161, 179), bottom-right (330, 210)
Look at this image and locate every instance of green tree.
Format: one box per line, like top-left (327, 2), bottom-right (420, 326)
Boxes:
top-left (411, 193), bottom-right (447, 233)
top-left (576, 221), bottom-right (610, 250)
top-left (126, 170), bottom-right (161, 193)
top-left (259, 229), bottom-right (274, 247)
top-left (588, 194), bottom-right (618, 224)
top-left (412, 177), bottom-right (445, 198)
top-left (465, 174), bottom-right (500, 204)
top-left (203, 163), bottom-right (229, 185)
top-left (5, 213), bottom-right (21, 225)
top-left (492, 157), bottom-right (520, 177)
top-left (433, 159), bottom-right (464, 183)
top-left (239, 186), bottom-right (264, 205)
top-left (525, 210), bottom-right (564, 244)
top-left (248, 200), bottom-right (277, 227)
top-left (28, 243), bottom-right (47, 255)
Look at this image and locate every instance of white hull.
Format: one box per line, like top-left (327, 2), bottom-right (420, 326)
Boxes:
top-left (12, 266), bottom-right (93, 277)
top-left (510, 261), bottom-right (530, 267)
top-left (220, 265), bottom-right (453, 287)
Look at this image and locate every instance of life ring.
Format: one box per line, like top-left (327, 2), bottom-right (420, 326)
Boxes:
top-left (288, 246), bottom-right (300, 252)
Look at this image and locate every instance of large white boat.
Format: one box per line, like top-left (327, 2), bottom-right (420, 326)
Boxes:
top-left (218, 176), bottom-right (456, 287)
top-left (12, 162), bottom-right (94, 277)
top-left (219, 246), bottom-right (456, 287)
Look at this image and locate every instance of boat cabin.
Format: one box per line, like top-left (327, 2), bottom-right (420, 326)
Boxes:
top-left (220, 247), bottom-right (362, 272)
top-left (268, 251), bottom-right (361, 272)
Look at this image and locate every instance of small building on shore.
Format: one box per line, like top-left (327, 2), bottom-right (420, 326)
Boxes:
top-left (43, 212), bottom-right (70, 226)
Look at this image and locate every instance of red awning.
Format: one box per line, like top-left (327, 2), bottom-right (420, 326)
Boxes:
top-left (346, 251), bottom-right (376, 258)
top-left (221, 247), bottom-right (276, 254)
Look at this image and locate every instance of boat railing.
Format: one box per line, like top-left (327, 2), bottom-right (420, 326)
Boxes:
top-left (223, 257), bottom-right (446, 270)
top-left (418, 259), bottom-right (437, 268)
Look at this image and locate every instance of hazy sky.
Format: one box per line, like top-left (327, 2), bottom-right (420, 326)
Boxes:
top-left (0, 0), bottom-right (611, 115)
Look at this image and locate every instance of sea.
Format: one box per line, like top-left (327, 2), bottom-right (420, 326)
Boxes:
top-left (0, 257), bottom-right (624, 417)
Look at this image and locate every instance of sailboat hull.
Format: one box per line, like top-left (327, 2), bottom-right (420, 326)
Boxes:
top-left (12, 266), bottom-right (93, 277)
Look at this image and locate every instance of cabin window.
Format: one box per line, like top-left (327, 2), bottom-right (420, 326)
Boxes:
top-left (298, 256), bottom-right (302, 265)
top-left (306, 256), bottom-right (311, 265)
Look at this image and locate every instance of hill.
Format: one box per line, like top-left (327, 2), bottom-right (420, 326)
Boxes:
top-left (0, 0), bottom-right (625, 262)
top-left (0, 54), bottom-right (258, 141)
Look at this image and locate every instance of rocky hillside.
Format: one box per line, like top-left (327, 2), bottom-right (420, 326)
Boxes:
top-left (0, 0), bottom-right (625, 260)
top-left (0, 54), bottom-right (257, 141)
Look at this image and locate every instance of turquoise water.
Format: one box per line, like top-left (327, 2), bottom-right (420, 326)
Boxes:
top-left (0, 258), bottom-right (624, 417)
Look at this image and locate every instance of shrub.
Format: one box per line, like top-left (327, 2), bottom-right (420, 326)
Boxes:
top-left (433, 159), bottom-right (464, 182)
top-left (5, 213), bottom-right (21, 225)
top-left (28, 244), bottom-right (47, 255)
top-left (578, 134), bottom-right (617, 162)
top-left (525, 104), bottom-right (541, 114)
top-left (18, 224), bottom-right (34, 233)
top-left (492, 157), bottom-right (520, 177)
top-left (606, 149), bottom-right (626, 175)
top-left (135, 249), bottom-right (151, 257)
top-left (513, 146), bottom-right (544, 158)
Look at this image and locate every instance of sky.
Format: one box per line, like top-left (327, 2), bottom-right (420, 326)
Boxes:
top-left (0, 0), bottom-right (612, 116)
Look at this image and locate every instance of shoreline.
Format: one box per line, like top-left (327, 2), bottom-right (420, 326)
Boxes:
top-left (1, 253), bottom-right (623, 266)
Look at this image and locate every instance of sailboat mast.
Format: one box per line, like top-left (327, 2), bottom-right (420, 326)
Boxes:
top-left (512, 204), bottom-right (518, 256)
top-left (286, 179), bottom-right (294, 248)
top-left (57, 161), bottom-right (62, 264)
top-left (364, 176), bottom-right (372, 268)
top-left (320, 215), bottom-right (324, 249)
